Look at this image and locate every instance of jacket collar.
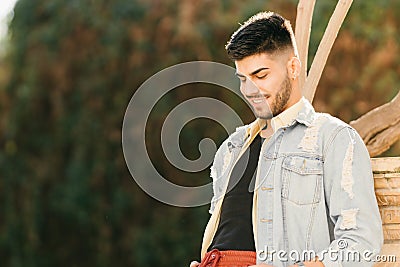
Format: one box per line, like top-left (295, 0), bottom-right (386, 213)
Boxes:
top-left (271, 97), bottom-right (305, 131)
top-left (295, 97), bottom-right (316, 127)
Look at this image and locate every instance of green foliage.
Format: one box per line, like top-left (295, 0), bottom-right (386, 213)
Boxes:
top-left (0, 0), bottom-right (399, 266)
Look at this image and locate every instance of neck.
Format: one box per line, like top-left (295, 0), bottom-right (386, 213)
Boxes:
top-left (260, 120), bottom-right (273, 139)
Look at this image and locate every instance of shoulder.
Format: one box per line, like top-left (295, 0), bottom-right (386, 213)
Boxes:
top-left (313, 112), bottom-right (348, 129)
top-left (310, 112), bottom-right (355, 139)
top-left (211, 122), bottom-right (253, 176)
top-left (300, 112), bottom-right (360, 156)
top-left (312, 113), bottom-right (368, 158)
top-left (218, 121), bottom-right (254, 153)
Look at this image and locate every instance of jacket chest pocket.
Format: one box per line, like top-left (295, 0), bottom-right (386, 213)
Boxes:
top-left (281, 156), bottom-right (323, 205)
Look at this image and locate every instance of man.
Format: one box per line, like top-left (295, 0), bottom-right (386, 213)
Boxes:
top-left (191, 11), bottom-right (383, 267)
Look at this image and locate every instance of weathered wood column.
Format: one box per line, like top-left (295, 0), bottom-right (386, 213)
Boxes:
top-left (372, 157), bottom-right (400, 266)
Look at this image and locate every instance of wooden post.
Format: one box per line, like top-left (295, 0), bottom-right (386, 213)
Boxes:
top-left (303, 0), bottom-right (353, 102)
top-left (295, 0), bottom-right (316, 94)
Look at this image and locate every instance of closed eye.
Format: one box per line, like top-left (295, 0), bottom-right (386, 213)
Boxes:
top-left (255, 73), bottom-right (268, 79)
top-left (251, 67), bottom-right (270, 79)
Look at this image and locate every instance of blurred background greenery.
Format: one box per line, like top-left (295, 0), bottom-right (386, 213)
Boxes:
top-left (0, 0), bottom-right (399, 266)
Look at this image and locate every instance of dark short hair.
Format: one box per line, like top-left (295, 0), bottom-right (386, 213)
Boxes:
top-left (226, 12), bottom-right (297, 61)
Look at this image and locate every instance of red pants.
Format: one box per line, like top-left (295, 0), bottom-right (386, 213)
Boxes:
top-left (199, 249), bottom-right (256, 267)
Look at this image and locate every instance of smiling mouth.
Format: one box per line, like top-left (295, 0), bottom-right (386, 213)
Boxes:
top-left (247, 95), bottom-right (270, 104)
top-left (252, 98), bottom-right (264, 104)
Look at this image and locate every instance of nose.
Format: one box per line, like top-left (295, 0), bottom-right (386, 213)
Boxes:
top-left (241, 79), bottom-right (260, 96)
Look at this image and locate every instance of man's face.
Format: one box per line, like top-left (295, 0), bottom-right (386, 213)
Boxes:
top-left (235, 52), bottom-right (294, 119)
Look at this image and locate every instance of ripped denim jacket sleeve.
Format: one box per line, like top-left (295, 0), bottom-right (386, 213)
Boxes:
top-left (317, 126), bottom-right (383, 267)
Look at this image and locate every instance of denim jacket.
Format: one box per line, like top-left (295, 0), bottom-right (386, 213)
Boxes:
top-left (201, 98), bottom-right (383, 267)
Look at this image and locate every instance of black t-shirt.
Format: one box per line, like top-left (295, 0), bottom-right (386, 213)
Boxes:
top-left (208, 135), bottom-right (262, 251)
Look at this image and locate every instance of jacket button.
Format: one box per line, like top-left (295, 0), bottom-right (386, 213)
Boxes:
top-left (261, 187), bottom-right (273, 191)
top-left (260, 218), bottom-right (272, 223)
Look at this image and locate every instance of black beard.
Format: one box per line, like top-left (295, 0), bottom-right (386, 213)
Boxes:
top-left (271, 75), bottom-right (292, 116)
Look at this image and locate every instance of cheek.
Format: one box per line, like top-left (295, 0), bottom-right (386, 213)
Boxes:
top-left (256, 77), bottom-right (280, 93)
top-left (239, 83), bottom-right (245, 94)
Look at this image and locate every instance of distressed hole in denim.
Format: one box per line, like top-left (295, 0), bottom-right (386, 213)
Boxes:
top-left (298, 116), bottom-right (328, 153)
top-left (210, 166), bottom-right (217, 180)
top-left (341, 141), bottom-right (355, 199)
top-left (340, 208), bottom-right (359, 230)
top-left (341, 129), bottom-right (356, 200)
top-left (222, 152), bottom-right (232, 173)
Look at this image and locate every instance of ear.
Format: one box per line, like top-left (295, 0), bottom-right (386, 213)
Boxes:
top-left (287, 57), bottom-right (301, 80)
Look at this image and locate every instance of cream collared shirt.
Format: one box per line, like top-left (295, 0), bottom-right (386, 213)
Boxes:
top-left (271, 97), bottom-right (305, 131)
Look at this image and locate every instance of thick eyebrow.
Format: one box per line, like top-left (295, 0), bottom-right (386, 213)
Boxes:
top-left (235, 67), bottom-right (270, 78)
top-left (250, 67), bottom-right (269, 76)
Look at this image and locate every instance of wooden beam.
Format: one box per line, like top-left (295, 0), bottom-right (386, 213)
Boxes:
top-left (303, 0), bottom-right (353, 102)
top-left (350, 90), bottom-right (400, 157)
top-left (295, 0), bottom-right (316, 94)
top-left (368, 123), bottom-right (400, 157)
